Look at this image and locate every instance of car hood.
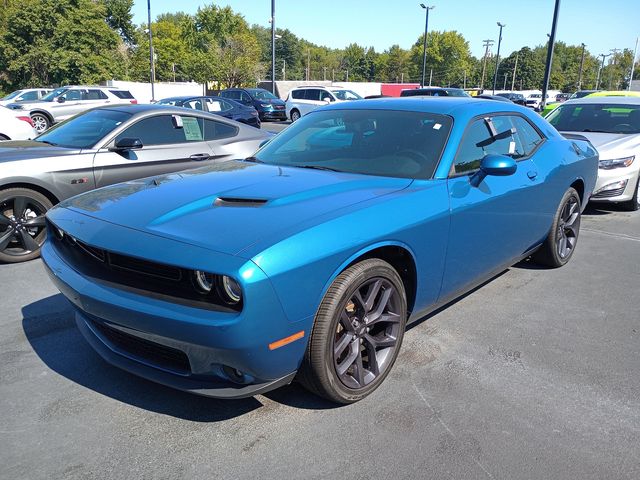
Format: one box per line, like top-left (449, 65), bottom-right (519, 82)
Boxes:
top-left (564, 131), bottom-right (640, 159)
top-left (0, 141), bottom-right (79, 162)
top-left (61, 161), bottom-right (412, 256)
top-left (260, 98), bottom-right (285, 106)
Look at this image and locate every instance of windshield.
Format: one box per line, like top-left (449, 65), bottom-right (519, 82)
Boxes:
top-left (251, 90), bottom-right (278, 100)
top-left (41, 87), bottom-right (68, 102)
top-left (1, 90), bottom-right (23, 101)
top-left (331, 89), bottom-right (362, 101)
top-left (254, 109), bottom-right (452, 179)
top-left (36, 109), bottom-right (132, 148)
top-left (157, 99), bottom-right (179, 106)
top-left (444, 89), bottom-right (470, 97)
top-left (547, 103), bottom-right (640, 134)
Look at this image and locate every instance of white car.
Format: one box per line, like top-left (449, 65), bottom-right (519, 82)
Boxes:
top-left (0, 88), bottom-right (52, 106)
top-left (0, 106), bottom-right (37, 141)
top-left (525, 93), bottom-right (550, 111)
top-left (286, 86), bottom-right (362, 121)
top-left (8, 85), bottom-right (136, 134)
top-left (547, 96), bottom-right (640, 210)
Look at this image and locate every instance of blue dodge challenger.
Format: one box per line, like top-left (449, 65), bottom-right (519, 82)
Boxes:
top-left (42, 98), bottom-right (598, 403)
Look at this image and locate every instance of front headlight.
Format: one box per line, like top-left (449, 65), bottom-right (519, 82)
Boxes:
top-left (599, 156), bottom-right (635, 169)
top-left (220, 275), bottom-right (242, 304)
top-left (260, 103), bottom-right (272, 108)
top-left (192, 271), bottom-right (242, 304)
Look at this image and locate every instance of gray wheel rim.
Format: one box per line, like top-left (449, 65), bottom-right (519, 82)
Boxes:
top-left (556, 196), bottom-right (580, 259)
top-left (32, 115), bottom-right (48, 133)
top-left (333, 277), bottom-right (402, 390)
top-left (0, 196), bottom-right (47, 256)
top-left (292, 111), bottom-right (300, 121)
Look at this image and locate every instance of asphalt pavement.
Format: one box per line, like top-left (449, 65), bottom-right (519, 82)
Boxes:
top-left (1, 203), bottom-right (639, 480)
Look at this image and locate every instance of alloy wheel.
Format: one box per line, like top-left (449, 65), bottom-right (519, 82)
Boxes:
top-left (556, 195), bottom-right (580, 259)
top-left (0, 196), bottom-right (48, 257)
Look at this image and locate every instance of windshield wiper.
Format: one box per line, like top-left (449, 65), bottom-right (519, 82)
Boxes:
top-left (244, 156), bottom-right (264, 163)
top-left (295, 165), bottom-right (340, 172)
top-left (38, 140), bottom-right (58, 146)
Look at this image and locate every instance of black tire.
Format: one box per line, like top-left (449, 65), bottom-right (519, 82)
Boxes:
top-left (620, 174), bottom-right (639, 212)
top-left (298, 258), bottom-right (407, 404)
top-left (0, 188), bottom-right (52, 263)
top-left (31, 113), bottom-right (50, 134)
top-left (290, 109), bottom-right (301, 122)
top-left (533, 187), bottom-right (581, 268)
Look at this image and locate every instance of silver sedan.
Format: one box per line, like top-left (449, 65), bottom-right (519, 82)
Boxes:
top-left (0, 104), bottom-right (271, 263)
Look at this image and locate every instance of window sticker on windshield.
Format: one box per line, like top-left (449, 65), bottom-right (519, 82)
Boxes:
top-left (433, 123), bottom-right (442, 130)
top-left (182, 117), bottom-right (203, 141)
top-left (509, 141), bottom-right (516, 154)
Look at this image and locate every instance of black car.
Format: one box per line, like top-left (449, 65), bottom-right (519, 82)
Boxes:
top-left (218, 88), bottom-right (287, 121)
top-left (496, 92), bottom-right (527, 106)
top-left (476, 94), bottom-right (513, 102)
top-left (156, 96), bottom-right (261, 128)
top-left (399, 87), bottom-right (470, 97)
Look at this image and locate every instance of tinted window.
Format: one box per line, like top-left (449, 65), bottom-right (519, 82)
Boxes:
top-left (21, 91), bottom-right (39, 101)
top-left (291, 89), bottom-right (305, 100)
top-left (304, 89), bottom-right (322, 101)
top-left (220, 91), bottom-right (238, 100)
top-left (109, 90), bottom-right (134, 99)
top-left (182, 98), bottom-right (205, 110)
top-left (240, 92), bottom-right (252, 104)
top-left (86, 89), bottom-right (108, 100)
top-left (206, 98), bottom-right (233, 113)
top-left (64, 90), bottom-right (82, 101)
top-left (547, 103), bottom-right (640, 134)
top-left (42, 88), bottom-right (67, 101)
top-left (250, 89), bottom-right (278, 100)
top-left (116, 115), bottom-right (207, 146)
top-left (331, 89), bottom-right (361, 100)
top-left (254, 109), bottom-right (452, 179)
top-left (36, 109), bottom-right (132, 149)
top-left (511, 116), bottom-right (544, 155)
top-left (1, 90), bottom-right (23, 101)
top-left (202, 119), bottom-right (238, 140)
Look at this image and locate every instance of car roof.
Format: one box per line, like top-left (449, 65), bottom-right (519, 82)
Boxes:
top-left (96, 104), bottom-right (209, 115)
top-left (562, 96), bottom-right (640, 106)
top-left (322, 96), bottom-right (519, 115)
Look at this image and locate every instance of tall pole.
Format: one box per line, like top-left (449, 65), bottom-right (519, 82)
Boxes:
top-left (270, 0), bottom-right (276, 93)
top-left (147, 0), bottom-right (155, 102)
top-left (629, 37), bottom-right (639, 91)
top-left (609, 48), bottom-right (621, 89)
top-left (541, 0), bottom-right (561, 111)
top-left (577, 43), bottom-right (586, 90)
top-left (511, 53), bottom-right (518, 91)
top-left (420, 4), bottom-right (435, 87)
top-left (503, 73), bottom-right (508, 90)
top-left (429, 68), bottom-right (433, 86)
top-left (492, 22), bottom-right (505, 94)
top-left (480, 39), bottom-right (494, 90)
top-left (596, 53), bottom-right (611, 90)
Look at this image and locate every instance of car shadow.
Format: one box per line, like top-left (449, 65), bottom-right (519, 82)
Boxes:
top-left (583, 203), bottom-right (629, 216)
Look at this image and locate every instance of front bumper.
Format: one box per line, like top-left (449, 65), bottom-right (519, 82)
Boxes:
top-left (259, 109), bottom-right (287, 121)
top-left (590, 165), bottom-right (639, 203)
top-left (41, 220), bottom-right (307, 398)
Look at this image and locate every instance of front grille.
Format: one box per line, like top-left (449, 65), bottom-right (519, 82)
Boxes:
top-left (91, 319), bottom-right (191, 374)
top-left (47, 220), bottom-right (240, 312)
top-left (592, 186), bottom-right (626, 198)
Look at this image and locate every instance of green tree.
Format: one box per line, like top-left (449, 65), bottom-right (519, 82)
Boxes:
top-left (409, 31), bottom-right (473, 86)
top-left (103, 0), bottom-right (136, 44)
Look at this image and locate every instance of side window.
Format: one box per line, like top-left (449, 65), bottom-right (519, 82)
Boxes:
top-left (454, 119), bottom-right (490, 174)
top-left (115, 115), bottom-right (205, 145)
top-left (291, 89), bottom-right (305, 100)
top-left (86, 90), bottom-right (108, 100)
top-left (304, 89), bottom-right (322, 101)
top-left (511, 116), bottom-right (544, 156)
top-left (21, 91), bottom-right (39, 101)
top-left (202, 119), bottom-right (238, 141)
top-left (488, 116), bottom-right (524, 159)
top-left (64, 90), bottom-right (82, 101)
top-left (183, 98), bottom-right (204, 110)
top-left (240, 92), bottom-right (252, 104)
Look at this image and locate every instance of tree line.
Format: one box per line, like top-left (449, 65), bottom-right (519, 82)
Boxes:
top-left (0, 0), bottom-right (637, 96)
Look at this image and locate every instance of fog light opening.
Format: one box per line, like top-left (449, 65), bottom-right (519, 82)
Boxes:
top-left (222, 365), bottom-right (246, 384)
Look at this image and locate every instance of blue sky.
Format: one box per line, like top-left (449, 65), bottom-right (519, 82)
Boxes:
top-left (132, 0), bottom-right (639, 59)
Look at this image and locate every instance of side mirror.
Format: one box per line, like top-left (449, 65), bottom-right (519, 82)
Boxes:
top-left (110, 137), bottom-right (143, 151)
top-left (322, 97), bottom-right (332, 103)
top-left (56, 97), bottom-right (66, 103)
top-left (470, 154), bottom-right (516, 187)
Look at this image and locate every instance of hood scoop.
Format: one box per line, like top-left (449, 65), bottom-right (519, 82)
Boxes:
top-left (213, 197), bottom-right (268, 208)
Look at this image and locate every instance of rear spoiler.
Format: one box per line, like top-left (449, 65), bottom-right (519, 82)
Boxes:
top-left (560, 133), bottom-right (598, 158)
top-left (560, 132), bottom-right (590, 142)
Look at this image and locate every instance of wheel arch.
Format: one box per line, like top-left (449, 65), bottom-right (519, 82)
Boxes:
top-left (30, 110), bottom-right (54, 123)
top-left (322, 241), bottom-right (418, 316)
top-left (0, 181), bottom-right (60, 206)
top-left (570, 177), bottom-right (585, 205)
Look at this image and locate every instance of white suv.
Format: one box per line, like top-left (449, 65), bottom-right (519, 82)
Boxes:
top-left (286, 86), bottom-right (362, 121)
top-left (8, 86), bottom-right (137, 133)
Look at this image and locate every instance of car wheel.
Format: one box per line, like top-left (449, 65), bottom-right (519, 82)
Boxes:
top-left (298, 258), bottom-right (407, 403)
top-left (620, 174), bottom-right (639, 212)
top-left (0, 188), bottom-right (52, 263)
top-left (290, 109), bottom-right (301, 122)
top-left (533, 187), bottom-right (581, 268)
top-left (31, 113), bottom-right (50, 134)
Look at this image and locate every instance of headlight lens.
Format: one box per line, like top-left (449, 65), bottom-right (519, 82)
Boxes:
top-left (598, 156), bottom-right (635, 169)
top-left (220, 275), bottom-right (242, 304)
top-left (193, 270), bottom-right (215, 293)
top-left (260, 103), bottom-right (272, 108)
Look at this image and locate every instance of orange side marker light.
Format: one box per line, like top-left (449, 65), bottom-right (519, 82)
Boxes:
top-left (268, 330), bottom-right (305, 351)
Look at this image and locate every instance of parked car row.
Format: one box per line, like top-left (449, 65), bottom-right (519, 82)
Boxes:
top-left (0, 106), bottom-right (37, 141)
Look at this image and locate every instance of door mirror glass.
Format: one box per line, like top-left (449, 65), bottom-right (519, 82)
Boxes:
top-left (111, 137), bottom-right (143, 151)
top-left (56, 96), bottom-right (66, 103)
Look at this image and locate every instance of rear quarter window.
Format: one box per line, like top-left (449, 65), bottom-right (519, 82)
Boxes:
top-left (109, 90), bottom-right (134, 99)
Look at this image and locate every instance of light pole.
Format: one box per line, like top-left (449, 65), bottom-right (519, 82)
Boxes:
top-left (630, 37), bottom-right (639, 91)
top-left (595, 53), bottom-right (611, 90)
top-left (420, 4), bottom-right (435, 87)
top-left (480, 39), bottom-right (494, 89)
top-left (541, 0), bottom-right (561, 111)
top-left (147, 0), bottom-right (155, 101)
top-left (577, 43), bottom-right (586, 90)
top-left (270, 0), bottom-right (276, 94)
top-left (492, 22), bottom-right (505, 94)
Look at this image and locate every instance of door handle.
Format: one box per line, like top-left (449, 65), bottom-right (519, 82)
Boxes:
top-left (190, 153), bottom-right (210, 161)
top-left (527, 170), bottom-right (538, 180)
